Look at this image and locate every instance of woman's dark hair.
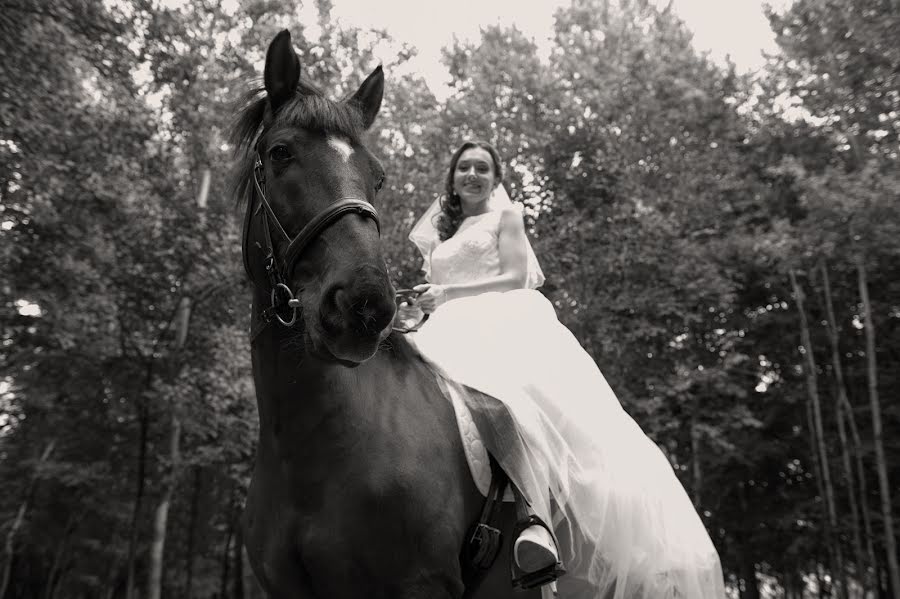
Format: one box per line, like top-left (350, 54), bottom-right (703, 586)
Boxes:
top-left (434, 141), bottom-right (504, 241)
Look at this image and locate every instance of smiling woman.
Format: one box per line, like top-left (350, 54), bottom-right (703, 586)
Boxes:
top-left (432, 141), bottom-right (505, 243)
top-left (454, 148), bottom-right (497, 211)
top-left (401, 139), bottom-right (726, 597)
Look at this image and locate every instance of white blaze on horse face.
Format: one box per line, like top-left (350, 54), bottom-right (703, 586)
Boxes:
top-left (327, 136), bottom-right (354, 163)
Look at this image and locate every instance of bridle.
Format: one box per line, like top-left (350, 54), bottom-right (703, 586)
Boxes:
top-left (242, 151), bottom-right (381, 341)
top-left (242, 143), bottom-right (432, 341)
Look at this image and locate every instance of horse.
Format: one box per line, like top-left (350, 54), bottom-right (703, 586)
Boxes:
top-left (231, 30), bottom-right (542, 599)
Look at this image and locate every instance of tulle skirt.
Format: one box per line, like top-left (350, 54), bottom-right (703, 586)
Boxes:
top-left (407, 289), bottom-right (725, 599)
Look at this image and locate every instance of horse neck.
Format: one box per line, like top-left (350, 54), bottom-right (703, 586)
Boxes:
top-left (248, 292), bottom-right (399, 440)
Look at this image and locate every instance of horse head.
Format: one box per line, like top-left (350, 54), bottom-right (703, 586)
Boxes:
top-left (233, 30), bottom-right (396, 364)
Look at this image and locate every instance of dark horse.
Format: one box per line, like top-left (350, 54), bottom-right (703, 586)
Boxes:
top-left (232, 30), bottom-right (541, 599)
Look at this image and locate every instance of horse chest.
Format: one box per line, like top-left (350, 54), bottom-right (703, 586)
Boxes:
top-left (247, 448), bottom-right (466, 598)
top-left (259, 404), bottom-right (461, 514)
top-left (246, 373), bottom-right (471, 597)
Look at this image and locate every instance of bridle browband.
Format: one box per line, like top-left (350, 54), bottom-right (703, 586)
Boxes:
top-left (242, 150), bottom-right (381, 341)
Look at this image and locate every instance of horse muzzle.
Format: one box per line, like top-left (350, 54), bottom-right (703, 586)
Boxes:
top-left (314, 274), bottom-right (397, 363)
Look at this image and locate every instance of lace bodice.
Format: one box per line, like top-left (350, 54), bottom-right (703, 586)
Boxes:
top-left (428, 210), bottom-right (503, 285)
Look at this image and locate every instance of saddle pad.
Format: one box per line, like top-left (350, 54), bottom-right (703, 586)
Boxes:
top-left (434, 375), bottom-right (514, 502)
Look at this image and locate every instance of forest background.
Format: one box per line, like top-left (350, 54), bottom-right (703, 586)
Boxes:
top-left (1, 0), bottom-right (898, 597)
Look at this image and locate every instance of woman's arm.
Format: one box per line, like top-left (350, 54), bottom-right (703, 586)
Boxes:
top-left (414, 207), bottom-right (529, 312)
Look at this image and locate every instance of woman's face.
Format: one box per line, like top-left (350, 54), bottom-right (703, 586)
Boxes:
top-left (453, 147), bottom-right (497, 213)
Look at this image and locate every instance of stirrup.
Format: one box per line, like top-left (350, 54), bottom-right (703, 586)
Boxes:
top-left (510, 515), bottom-right (566, 590)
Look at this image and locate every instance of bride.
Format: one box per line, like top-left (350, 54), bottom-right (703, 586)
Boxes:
top-left (403, 140), bottom-right (725, 598)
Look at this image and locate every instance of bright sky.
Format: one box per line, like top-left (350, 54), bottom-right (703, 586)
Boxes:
top-left (310, 0), bottom-right (791, 98)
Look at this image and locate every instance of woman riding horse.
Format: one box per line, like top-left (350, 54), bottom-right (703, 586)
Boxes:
top-left (234, 29), bottom-right (725, 599)
top-left (233, 30), bottom-right (538, 599)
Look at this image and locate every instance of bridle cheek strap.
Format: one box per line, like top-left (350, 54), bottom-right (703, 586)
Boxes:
top-left (242, 154), bottom-right (383, 340)
top-left (253, 157), bottom-right (291, 244)
top-left (250, 154), bottom-right (381, 280)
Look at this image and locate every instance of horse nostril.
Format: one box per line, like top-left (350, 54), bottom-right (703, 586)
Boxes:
top-left (331, 288), bottom-right (349, 313)
top-left (351, 295), bottom-right (395, 335)
top-left (320, 286), bottom-right (348, 334)
top-left (322, 284), bottom-right (395, 336)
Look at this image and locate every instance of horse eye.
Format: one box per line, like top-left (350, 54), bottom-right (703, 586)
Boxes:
top-left (270, 145), bottom-right (292, 162)
top-left (375, 174), bottom-right (386, 192)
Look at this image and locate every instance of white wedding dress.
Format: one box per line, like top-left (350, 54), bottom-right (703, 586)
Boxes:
top-left (408, 208), bottom-right (725, 599)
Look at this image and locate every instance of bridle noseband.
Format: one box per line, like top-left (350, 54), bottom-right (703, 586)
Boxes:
top-left (243, 152), bottom-right (381, 339)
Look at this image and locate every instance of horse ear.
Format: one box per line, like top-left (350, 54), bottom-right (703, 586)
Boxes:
top-left (264, 30), bottom-right (301, 113)
top-left (349, 65), bottom-right (384, 130)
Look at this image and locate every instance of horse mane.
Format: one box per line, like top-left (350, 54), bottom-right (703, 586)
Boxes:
top-left (229, 78), bottom-right (367, 209)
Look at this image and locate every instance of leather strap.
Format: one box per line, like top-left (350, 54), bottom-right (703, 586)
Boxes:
top-left (283, 199), bottom-right (380, 274)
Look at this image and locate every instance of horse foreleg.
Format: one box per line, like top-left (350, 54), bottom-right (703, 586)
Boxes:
top-left (395, 579), bottom-right (464, 599)
top-left (249, 559), bottom-right (318, 599)
top-left (244, 548), bottom-right (317, 599)
top-left (243, 524), bottom-right (318, 599)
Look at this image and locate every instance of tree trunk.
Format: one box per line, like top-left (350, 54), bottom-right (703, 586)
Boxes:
top-left (234, 517), bottom-right (245, 599)
top-left (46, 555), bottom-right (72, 599)
top-left (185, 467), bottom-right (201, 599)
top-left (146, 413), bottom-right (181, 599)
top-left (834, 400), bottom-right (865, 592)
top-left (835, 366), bottom-right (879, 591)
top-left (790, 571), bottom-right (805, 599)
top-left (126, 385), bottom-right (151, 599)
top-left (740, 555), bottom-right (761, 599)
top-left (820, 264), bottom-right (869, 590)
top-left (143, 165), bottom-right (209, 599)
top-left (46, 563), bottom-right (70, 599)
top-left (879, 561), bottom-right (891, 599)
top-left (220, 516), bottom-right (234, 599)
top-left (784, 571), bottom-right (800, 599)
top-left (789, 269), bottom-right (845, 597)
top-left (103, 557), bottom-right (120, 599)
top-left (44, 546), bottom-right (65, 599)
top-left (690, 407), bottom-right (702, 508)
top-left (0, 440), bottom-right (55, 599)
top-left (146, 296), bottom-right (191, 599)
top-left (805, 393), bottom-right (834, 595)
top-left (737, 482), bottom-right (761, 599)
top-left (817, 563), bottom-right (827, 598)
top-left (43, 515), bottom-right (75, 599)
top-left (856, 258), bottom-right (900, 596)
top-left (837, 360), bottom-right (878, 586)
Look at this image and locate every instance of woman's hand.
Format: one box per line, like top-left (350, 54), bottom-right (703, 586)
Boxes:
top-left (412, 283), bottom-right (449, 314)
